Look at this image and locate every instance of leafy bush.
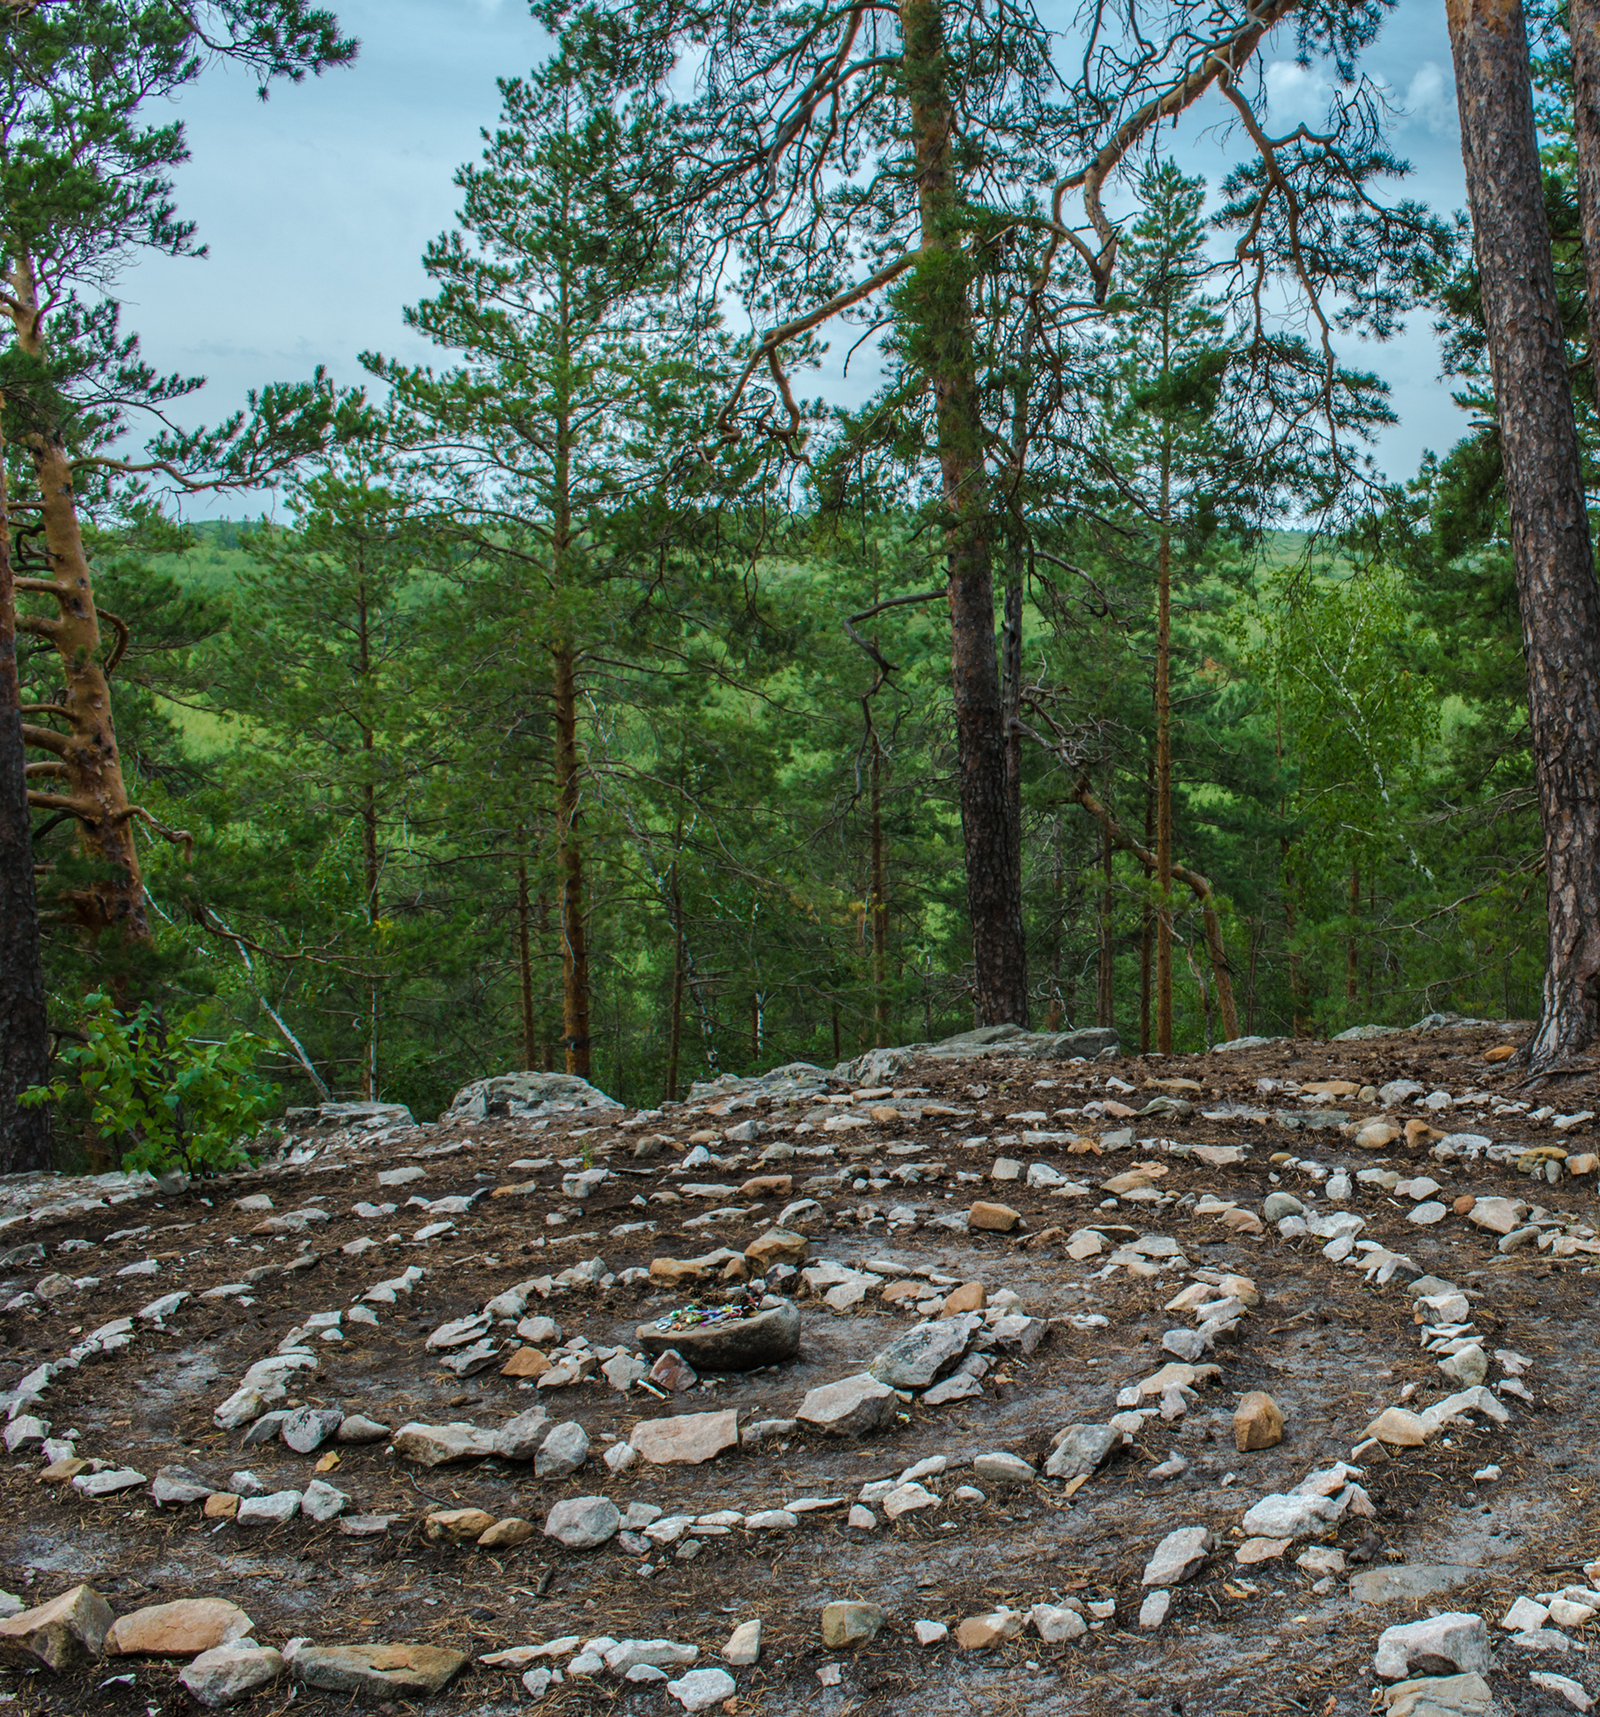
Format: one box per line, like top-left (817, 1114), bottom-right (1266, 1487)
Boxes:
top-left (25, 994), bottom-right (279, 1176)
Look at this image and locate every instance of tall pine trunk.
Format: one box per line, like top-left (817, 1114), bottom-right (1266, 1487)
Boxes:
top-left (0, 452), bottom-right (50, 1172)
top-left (1154, 437), bottom-right (1174, 1052)
top-left (357, 577), bottom-right (379, 1101)
top-left (1001, 573), bottom-right (1024, 933)
top-left (1572, 0), bottom-right (1600, 376)
top-left (549, 294), bottom-right (592, 1080)
top-left (1447, 0), bottom-right (1600, 1067)
top-left (665, 861), bottom-right (685, 1102)
top-left (1140, 756), bottom-right (1155, 1054)
top-left (870, 732), bottom-right (890, 1047)
top-left (1283, 848), bottom-right (1307, 1037)
top-left (517, 847), bottom-right (537, 1070)
top-left (552, 642), bottom-right (590, 1078)
top-left (1097, 812), bottom-right (1114, 1027)
top-left (8, 255), bottom-right (149, 944)
top-left (1345, 855), bottom-right (1359, 1006)
top-left (900, 0), bottom-right (1026, 1025)
top-left (1047, 813), bottom-right (1063, 1029)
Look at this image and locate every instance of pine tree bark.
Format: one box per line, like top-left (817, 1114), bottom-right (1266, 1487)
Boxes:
top-left (535, 887), bottom-right (554, 1071)
top-left (1001, 573), bottom-right (1024, 912)
top-left (1346, 855), bottom-right (1359, 1005)
top-left (1097, 812), bottom-right (1114, 1028)
top-left (517, 848), bottom-right (537, 1070)
top-left (1074, 776), bottom-right (1238, 1041)
top-left (1155, 439), bottom-right (1175, 1052)
top-left (900, 0), bottom-right (1026, 1025)
top-left (8, 254), bottom-right (151, 943)
top-left (870, 731), bottom-right (890, 1047)
top-left (1572, 0), bottom-right (1600, 376)
top-left (1447, 0), bottom-right (1600, 1066)
top-left (0, 452), bottom-right (50, 1173)
top-left (357, 575), bottom-right (379, 1101)
top-left (1140, 755), bottom-right (1155, 1054)
top-left (1047, 813), bottom-right (1064, 1029)
top-left (1283, 849), bottom-right (1308, 1037)
top-left (552, 641), bottom-right (591, 1079)
top-left (665, 865), bottom-right (684, 1102)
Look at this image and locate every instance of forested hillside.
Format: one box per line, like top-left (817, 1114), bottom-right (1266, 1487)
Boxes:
top-left (0, 0), bottom-right (1592, 1162)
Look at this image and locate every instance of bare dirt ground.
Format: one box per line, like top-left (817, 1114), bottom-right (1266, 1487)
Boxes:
top-left (3, 1021), bottom-right (1599, 1717)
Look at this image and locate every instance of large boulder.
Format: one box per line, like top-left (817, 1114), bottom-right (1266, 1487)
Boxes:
top-left (0, 1585), bottom-right (114, 1671)
top-left (391, 1422), bottom-right (495, 1467)
top-left (445, 1072), bottom-right (620, 1122)
top-left (836, 1025), bottom-right (1117, 1082)
top-left (289, 1642), bottom-right (467, 1697)
top-left (797, 1373), bottom-right (895, 1436)
top-left (637, 1300), bottom-right (800, 1372)
top-left (869, 1315), bottom-right (978, 1390)
top-left (544, 1496), bottom-right (621, 1549)
top-left (1373, 1614), bottom-right (1492, 1681)
top-left (181, 1643), bottom-right (285, 1708)
top-left (106, 1600), bottom-right (255, 1657)
top-left (282, 1101), bottom-right (414, 1130)
top-left (630, 1410), bottom-right (739, 1465)
top-left (685, 1063), bottom-right (835, 1104)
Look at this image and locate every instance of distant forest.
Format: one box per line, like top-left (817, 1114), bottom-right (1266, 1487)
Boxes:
top-left (0, 1), bottom-right (1593, 1171)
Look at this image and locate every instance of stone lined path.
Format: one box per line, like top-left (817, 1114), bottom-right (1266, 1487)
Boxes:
top-left (2, 1019), bottom-right (1599, 1715)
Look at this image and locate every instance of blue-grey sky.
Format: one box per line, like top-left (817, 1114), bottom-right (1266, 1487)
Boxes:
top-left (125, 0), bottom-right (1470, 519)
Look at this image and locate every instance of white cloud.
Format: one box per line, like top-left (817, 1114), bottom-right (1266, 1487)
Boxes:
top-left (1262, 60), bottom-right (1335, 129)
top-left (1401, 61), bottom-right (1457, 137)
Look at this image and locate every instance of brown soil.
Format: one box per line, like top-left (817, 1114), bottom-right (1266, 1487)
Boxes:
top-left (2, 1023), bottom-right (1598, 1717)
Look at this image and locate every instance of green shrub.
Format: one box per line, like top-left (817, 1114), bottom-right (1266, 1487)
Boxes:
top-left (24, 994), bottom-right (279, 1176)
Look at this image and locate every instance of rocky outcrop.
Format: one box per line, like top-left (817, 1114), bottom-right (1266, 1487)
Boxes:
top-left (281, 1101), bottom-right (414, 1130)
top-left (836, 1024), bottom-right (1119, 1084)
top-left (444, 1072), bottom-right (620, 1122)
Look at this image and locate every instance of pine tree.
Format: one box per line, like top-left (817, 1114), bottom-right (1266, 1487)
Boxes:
top-left (201, 458), bottom-right (450, 1102)
top-left (0, 0), bottom-right (353, 1169)
top-left (372, 67), bottom-right (722, 1081)
top-left (1088, 162), bottom-right (1245, 1049)
top-left (1446, 0), bottom-right (1600, 1067)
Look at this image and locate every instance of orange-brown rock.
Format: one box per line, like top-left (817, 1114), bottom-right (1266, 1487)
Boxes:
top-left (500, 1347), bottom-right (550, 1378)
top-left (106, 1599), bottom-right (254, 1657)
top-left (477, 1517), bottom-right (536, 1549)
top-left (423, 1508), bottom-right (496, 1544)
top-left (1232, 1391), bottom-right (1284, 1452)
top-left (744, 1228), bottom-right (809, 1270)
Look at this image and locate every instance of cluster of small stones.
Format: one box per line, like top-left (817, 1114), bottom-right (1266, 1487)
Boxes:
top-left (3, 1019), bottom-right (1599, 1710)
top-left (1363, 1586), bottom-right (1600, 1716)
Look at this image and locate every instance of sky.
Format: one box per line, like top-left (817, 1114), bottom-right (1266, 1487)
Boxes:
top-left (121, 0), bottom-right (1472, 520)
